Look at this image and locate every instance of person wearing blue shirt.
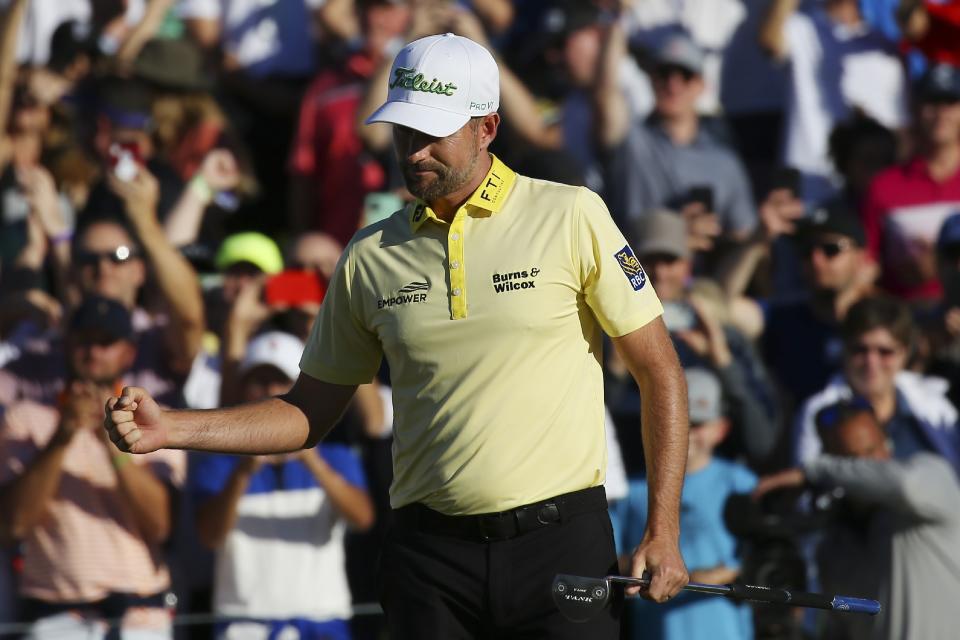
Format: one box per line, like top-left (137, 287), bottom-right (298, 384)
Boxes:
top-left (189, 332), bottom-right (375, 640)
top-left (616, 367), bottom-right (756, 640)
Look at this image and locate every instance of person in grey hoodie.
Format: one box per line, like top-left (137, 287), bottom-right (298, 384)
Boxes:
top-left (755, 398), bottom-right (960, 640)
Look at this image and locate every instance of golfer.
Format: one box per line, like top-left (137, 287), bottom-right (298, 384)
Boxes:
top-left (104, 33), bottom-right (689, 638)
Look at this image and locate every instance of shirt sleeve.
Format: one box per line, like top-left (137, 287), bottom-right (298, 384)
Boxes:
top-left (299, 245), bottom-right (383, 384)
top-left (574, 188), bottom-right (664, 337)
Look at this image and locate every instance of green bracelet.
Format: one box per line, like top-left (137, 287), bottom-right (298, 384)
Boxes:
top-left (189, 174), bottom-right (214, 205)
top-left (112, 454), bottom-right (132, 470)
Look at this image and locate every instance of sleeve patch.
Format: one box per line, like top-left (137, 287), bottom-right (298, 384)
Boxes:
top-left (614, 245), bottom-right (647, 291)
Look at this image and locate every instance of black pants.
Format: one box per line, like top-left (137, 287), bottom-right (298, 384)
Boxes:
top-left (378, 492), bottom-right (621, 639)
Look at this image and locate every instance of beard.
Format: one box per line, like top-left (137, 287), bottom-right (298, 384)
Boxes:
top-left (402, 148), bottom-right (479, 202)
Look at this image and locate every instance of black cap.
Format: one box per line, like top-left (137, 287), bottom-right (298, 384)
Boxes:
top-left (915, 63), bottom-right (960, 102)
top-left (796, 200), bottom-right (866, 246)
top-left (541, 0), bottom-right (602, 40)
top-left (48, 20), bottom-right (95, 74)
top-left (70, 296), bottom-right (134, 342)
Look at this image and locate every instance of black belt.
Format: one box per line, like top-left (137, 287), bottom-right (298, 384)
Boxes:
top-left (394, 485), bottom-right (607, 542)
top-left (21, 590), bottom-right (170, 623)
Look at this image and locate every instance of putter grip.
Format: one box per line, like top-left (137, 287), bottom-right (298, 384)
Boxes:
top-left (830, 596), bottom-right (882, 615)
top-left (729, 584), bottom-right (833, 610)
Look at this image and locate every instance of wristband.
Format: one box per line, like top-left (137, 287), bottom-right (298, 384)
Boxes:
top-left (189, 174), bottom-right (214, 205)
top-left (49, 229), bottom-right (73, 245)
top-left (112, 453), bottom-right (132, 470)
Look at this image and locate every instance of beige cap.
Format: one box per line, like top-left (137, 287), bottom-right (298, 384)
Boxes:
top-left (635, 209), bottom-right (690, 259)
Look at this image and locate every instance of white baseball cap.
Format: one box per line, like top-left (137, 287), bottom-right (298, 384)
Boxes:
top-left (365, 33), bottom-right (500, 137)
top-left (240, 331), bottom-right (304, 382)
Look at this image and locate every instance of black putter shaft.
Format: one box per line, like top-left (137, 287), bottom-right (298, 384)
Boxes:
top-left (551, 573), bottom-right (881, 622)
top-left (607, 575), bottom-right (881, 614)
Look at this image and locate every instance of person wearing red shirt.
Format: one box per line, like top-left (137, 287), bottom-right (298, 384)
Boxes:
top-left (288, 0), bottom-right (411, 248)
top-left (861, 63), bottom-right (960, 302)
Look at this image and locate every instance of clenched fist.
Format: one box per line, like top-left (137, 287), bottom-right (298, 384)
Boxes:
top-left (103, 387), bottom-right (168, 454)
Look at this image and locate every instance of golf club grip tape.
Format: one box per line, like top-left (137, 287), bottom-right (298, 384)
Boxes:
top-left (830, 596), bottom-right (882, 615)
top-left (728, 584), bottom-right (833, 610)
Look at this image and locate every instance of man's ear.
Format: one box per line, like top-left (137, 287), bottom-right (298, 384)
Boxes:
top-left (478, 113), bottom-right (500, 152)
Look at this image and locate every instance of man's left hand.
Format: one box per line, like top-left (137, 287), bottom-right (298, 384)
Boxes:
top-left (628, 536), bottom-right (688, 602)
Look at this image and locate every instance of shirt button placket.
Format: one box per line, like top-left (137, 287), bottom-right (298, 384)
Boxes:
top-left (449, 217), bottom-right (467, 319)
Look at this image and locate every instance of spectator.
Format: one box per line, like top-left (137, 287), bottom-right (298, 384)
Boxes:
top-left (861, 63), bottom-right (960, 303)
top-left (0, 296), bottom-right (185, 638)
top-left (85, 77), bottom-right (185, 225)
top-left (596, 28), bottom-right (758, 247)
top-left (288, 0), bottom-right (409, 246)
top-left (827, 113), bottom-right (900, 210)
top-left (795, 295), bottom-right (960, 473)
top-left (756, 399), bottom-right (960, 640)
top-left (759, 0), bottom-right (908, 204)
top-left (204, 231), bottom-right (283, 340)
top-left (616, 367), bottom-right (755, 640)
top-left (1, 164), bottom-right (205, 407)
top-left (621, 0), bottom-right (746, 115)
top-left (629, 210), bottom-right (779, 469)
top-left (191, 331), bottom-right (374, 640)
top-left (762, 202), bottom-right (878, 408)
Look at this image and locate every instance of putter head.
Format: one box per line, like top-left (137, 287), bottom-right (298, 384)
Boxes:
top-left (552, 574), bottom-right (612, 623)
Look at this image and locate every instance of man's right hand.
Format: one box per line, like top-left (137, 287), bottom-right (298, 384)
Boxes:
top-left (103, 387), bottom-right (168, 454)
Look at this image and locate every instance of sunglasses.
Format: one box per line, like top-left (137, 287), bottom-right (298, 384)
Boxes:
top-left (75, 245), bottom-right (140, 267)
top-left (801, 239), bottom-right (852, 259)
top-left (848, 343), bottom-right (899, 358)
top-left (654, 65), bottom-right (696, 82)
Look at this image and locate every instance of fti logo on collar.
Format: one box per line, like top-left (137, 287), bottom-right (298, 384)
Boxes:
top-left (614, 245), bottom-right (647, 291)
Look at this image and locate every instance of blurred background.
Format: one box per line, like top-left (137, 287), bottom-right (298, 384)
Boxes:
top-left (0, 0), bottom-right (959, 639)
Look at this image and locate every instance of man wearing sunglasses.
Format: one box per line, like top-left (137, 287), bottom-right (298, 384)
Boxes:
top-left (763, 202), bottom-right (877, 410)
top-left (0, 205), bottom-right (205, 409)
top-left (595, 27), bottom-right (758, 247)
top-left (794, 295), bottom-right (960, 475)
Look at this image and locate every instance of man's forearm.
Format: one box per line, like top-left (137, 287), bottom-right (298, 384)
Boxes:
top-left (167, 398), bottom-right (313, 454)
top-left (113, 455), bottom-right (173, 543)
top-left (638, 361), bottom-right (688, 538)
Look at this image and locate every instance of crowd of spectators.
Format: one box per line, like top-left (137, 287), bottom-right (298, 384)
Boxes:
top-left (0, 0), bottom-right (959, 639)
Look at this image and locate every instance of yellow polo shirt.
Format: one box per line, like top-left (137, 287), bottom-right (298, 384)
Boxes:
top-left (301, 156), bottom-right (663, 515)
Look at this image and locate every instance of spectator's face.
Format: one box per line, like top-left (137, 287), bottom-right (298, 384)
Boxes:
top-left (917, 97), bottom-right (960, 147)
top-left (800, 233), bottom-right (861, 292)
top-left (652, 65), bottom-right (703, 118)
top-left (843, 328), bottom-right (907, 399)
top-left (290, 233), bottom-right (342, 282)
top-left (642, 253), bottom-right (690, 301)
top-left (67, 331), bottom-right (135, 385)
top-left (362, 4), bottom-right (411, 53)
top-left (241, 366), bottom-right (295, 402)
top-left (221, 262), bottom-right (264, 305)
top-left (393, 119), bottom-right (484, 202)
top-left (563, 26), bottom-right (602, 89)
top-left (687, 418), bottom-right (728, 466)
top-left (75, 223), bottom-right (146, 307)
top-left (830, 412), bottom-right (891, 460)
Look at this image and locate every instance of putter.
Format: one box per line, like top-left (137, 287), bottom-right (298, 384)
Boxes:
top-left (552, 574), bottom-right (881, 623)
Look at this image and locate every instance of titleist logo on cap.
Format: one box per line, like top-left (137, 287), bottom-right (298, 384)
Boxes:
top-left (389, 67), bottom-right (458, 96)
top-left (365, 33), bottom-right (500, 138)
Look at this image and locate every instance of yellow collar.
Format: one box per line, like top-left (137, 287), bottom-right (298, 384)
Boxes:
top-left (410, 154), bottom-right (516, 231)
